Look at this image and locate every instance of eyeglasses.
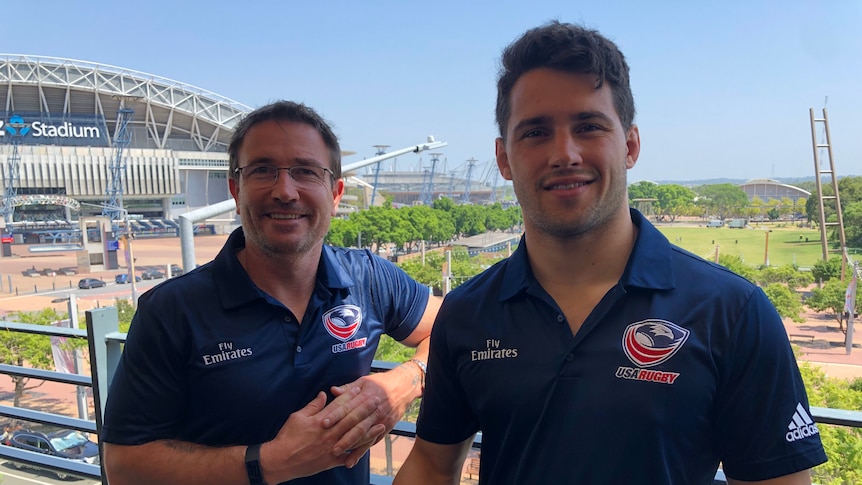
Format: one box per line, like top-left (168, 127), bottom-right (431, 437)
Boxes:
top-left (234, 165), bottom-right (335, 188)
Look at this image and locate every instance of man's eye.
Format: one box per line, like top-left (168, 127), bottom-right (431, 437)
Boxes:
top-left (249, 166), bottom-right (275, 176)
top-left (523, 129), bottom-right (544, 138)
top-left (293, 167), bottom-right (317, 177)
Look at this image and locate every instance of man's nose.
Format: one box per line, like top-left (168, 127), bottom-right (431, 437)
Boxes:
top-left (549, 133), bottom-right (582, 168)
top-left (270, 169), bottom-right (301, 200)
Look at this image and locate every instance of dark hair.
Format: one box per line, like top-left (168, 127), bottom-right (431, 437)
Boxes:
top-left (228, 100), bottom-right (342, 180)
top-left (495, 21), bottom-right (635, 138)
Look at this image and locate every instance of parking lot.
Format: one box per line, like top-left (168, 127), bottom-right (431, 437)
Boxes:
top-left (0, 234), bottom-right (229, 317)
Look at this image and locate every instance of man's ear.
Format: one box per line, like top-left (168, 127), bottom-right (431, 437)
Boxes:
top-left (495, 138), bottom-right (513, 181)
top-left (331, 178), bottom-right (345, 216)
top-left (625, 124), bottom-right (640, 170)
top-left (229, 178), bottom-right (241, 214)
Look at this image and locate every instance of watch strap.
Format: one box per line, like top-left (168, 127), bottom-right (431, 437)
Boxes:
top-left (245, 443), bottom-right (267, 485)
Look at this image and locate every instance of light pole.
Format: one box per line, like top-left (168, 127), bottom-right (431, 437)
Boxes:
top-left (79, 202), bottom-right (138, 306)
top-left (124, 212), bottom-right (138, 307)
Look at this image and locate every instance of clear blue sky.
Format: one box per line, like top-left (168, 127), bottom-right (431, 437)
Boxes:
top-left (4, 0), bottom-right (860, 184)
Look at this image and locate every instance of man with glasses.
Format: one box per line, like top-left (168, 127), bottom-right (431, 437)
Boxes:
top-left (102, 101), bottom-right (439, 485)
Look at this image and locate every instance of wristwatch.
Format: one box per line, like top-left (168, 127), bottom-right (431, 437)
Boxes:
top-left (245, 443), bottom-right (267, 485)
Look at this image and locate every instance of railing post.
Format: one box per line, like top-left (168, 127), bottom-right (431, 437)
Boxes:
top-left (86, 306), bottom-right (120, 482)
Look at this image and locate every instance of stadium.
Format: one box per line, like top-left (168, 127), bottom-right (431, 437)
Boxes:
top-left (0, 54), bottom-right (251, 244)
top-left (0, 55), bottom-right (498, 252)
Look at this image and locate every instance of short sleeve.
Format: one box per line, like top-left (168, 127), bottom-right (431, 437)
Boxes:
top-left (715, 288), bottom-right (827, 480)
top-left (370, 255), bottom-right (429, 342)
top-left (102, 296), bottom-right (189, 445)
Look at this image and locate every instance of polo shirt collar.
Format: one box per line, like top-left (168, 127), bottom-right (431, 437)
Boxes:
top-left (498, 208), bottom-right (675, 302)
top-left (214, 228), bottom-right (354, 310)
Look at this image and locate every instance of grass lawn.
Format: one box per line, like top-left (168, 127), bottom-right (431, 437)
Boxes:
top-left (656, 223), bottom-right (832, 269)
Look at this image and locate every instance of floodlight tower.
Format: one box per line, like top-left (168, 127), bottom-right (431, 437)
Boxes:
top-left (419, 168), bottom-right (431, 205)
top-left (102, 96), bottom-right (140, 228)
top-left (2, 116), bottom-right (28, 226)
top-left (424, 152), bottom-right (442, 205)
top-left (462, 158), bottom-right (478, 204)
top-left (369, 145), bottom-right (389, 206)
top-left (448, 171), bottom-right (457, 199)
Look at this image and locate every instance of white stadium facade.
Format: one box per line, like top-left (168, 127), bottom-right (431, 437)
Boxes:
top-left (0, 54), bottom-right (249, 243)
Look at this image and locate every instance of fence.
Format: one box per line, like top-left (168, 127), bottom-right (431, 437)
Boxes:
top-left (0, 307), bottom-right (860, 484)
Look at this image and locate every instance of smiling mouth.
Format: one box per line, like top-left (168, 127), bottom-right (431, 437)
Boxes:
top-left (549, 181), bottom-right (590, 190)
top-left (270, 213), bottom-right (302, 220)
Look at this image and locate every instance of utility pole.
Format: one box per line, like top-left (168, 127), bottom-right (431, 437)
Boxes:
top-left (463, 158), bottom-right (477, 204)
top-left (425, 153), bottom-right (442, 205)
top-left (126, 213), bottom-right (139, 307)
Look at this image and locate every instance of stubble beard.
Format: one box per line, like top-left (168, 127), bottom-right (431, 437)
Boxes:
top-left (520, 167), bottom-right (629, 240)
top-left (242, 214), bottom-right (327, 262)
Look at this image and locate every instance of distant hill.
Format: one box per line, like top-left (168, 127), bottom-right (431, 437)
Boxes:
top-left (648, 175), bottom-right (859, 187)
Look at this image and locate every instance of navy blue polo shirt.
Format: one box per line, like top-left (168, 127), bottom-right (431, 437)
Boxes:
top-left (417, 209), bottom-right (826, 484)
top-left (103, 228), bottom-right (429, 485)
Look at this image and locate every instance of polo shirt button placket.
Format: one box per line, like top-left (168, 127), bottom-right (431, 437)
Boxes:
top-left (283, 315), bottom-right (293, 324)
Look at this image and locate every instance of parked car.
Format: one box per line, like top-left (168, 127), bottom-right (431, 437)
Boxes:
top-left (169, 264), bottom-right (184, 277)
top-left (141, 269), bottom-right (165, 280)
top-left (77, 278), bottom-right (105, 289)
top-left (4, 429), bottom-right (99, 479)
top-left (115, 273), bottom-right (142, 284)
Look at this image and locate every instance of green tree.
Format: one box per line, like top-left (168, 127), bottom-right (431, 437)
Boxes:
top-left (799, 362), bottom-right (862, 485)
top-left (696, 184), bottom-right (750, 220)
top-left (431, 196), bottom-right (455, 212)
top-left (806, 176), bottom-right (862, 231)
top-left (0, 308), bottom-right (61, 407)
top-left (755, 264), bottom-right (813, 290)
top-left (628, 181), bottom-right (659, 201)
top-left (805, 278), bottom-right (861, 333)
top-left (484, 202), bottom-right (514, 232)
top-left (811, 257), bottom-right (842, 284)
top-left (762, 283), bottom-right (806, 323)
top-left (116, 298), bottom-right (136, 333)
top-left (654, 184), bottom-right (696, 222)
top-left (749, 196), bottom-right (765, 220)
top-left (451, 204), bottom-right (487, 237)
top-left (717, 254), bottom-right (757, 282)
top-left (326, 217), bottom-right (360, 248)
top-left (842, 200), bottom-right (862, 249)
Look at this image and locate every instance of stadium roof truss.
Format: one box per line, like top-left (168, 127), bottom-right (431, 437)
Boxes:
top-left (0, 54), bottom-right (251, 152)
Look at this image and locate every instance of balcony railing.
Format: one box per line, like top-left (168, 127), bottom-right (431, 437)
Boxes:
top-left (0, 307), bottom-right (860, 484)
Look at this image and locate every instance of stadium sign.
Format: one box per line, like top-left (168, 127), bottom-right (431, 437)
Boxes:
top-left (0, 112), bottom-right (110, 147)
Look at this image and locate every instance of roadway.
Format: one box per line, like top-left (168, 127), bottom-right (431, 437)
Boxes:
top-left (0, 460), bottom-right (100, 485)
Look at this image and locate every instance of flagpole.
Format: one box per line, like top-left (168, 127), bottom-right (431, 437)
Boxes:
top-left (847, 261), bottom-right (857, 356)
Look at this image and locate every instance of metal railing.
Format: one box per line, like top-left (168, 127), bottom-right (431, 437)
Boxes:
top-left (0, 307), bottom-right (860, 484)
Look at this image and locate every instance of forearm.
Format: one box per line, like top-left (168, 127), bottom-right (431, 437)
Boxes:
top-left (395, 458), bottom-right (461, 485)
top-left (104, 441), bottom-right (247, 485)
top-left (727, 469), bottom-right (812, 485)
top-left (394, 437), bottom-right (472, 485)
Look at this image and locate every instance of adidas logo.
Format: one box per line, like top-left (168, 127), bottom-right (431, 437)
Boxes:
top-left (786, 403), bottom-right (820, 442)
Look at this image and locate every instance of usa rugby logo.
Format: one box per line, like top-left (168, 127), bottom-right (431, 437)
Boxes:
top-left (622, 319), bottom-right (689, 367)
top-left (322, 305), bottom-right (362, 342)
